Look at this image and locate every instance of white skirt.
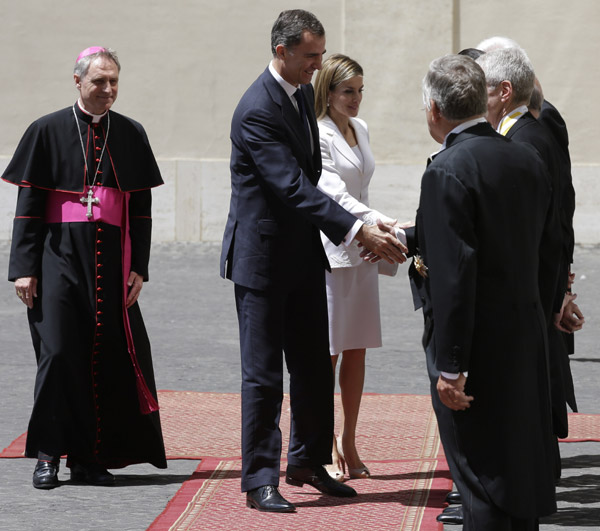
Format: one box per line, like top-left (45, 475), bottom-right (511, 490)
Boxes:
top-left (325, 261), bottom-right (382, 356)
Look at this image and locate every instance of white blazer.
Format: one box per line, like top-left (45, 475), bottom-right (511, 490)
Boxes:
top-left (317, 115), bottom-right (395, 268)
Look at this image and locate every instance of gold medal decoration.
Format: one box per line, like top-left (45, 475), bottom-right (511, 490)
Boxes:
top-left (414, 255), bottom-right (428, 278)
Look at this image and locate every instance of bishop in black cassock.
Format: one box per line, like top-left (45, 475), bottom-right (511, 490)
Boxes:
top-left (2, 47), bottom-right (166, 489)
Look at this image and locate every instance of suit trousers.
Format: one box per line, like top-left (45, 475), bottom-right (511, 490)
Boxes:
top-left (234, 263), bottom-right (334, 492)
top-left (423, 315), bottom-right (539, 531)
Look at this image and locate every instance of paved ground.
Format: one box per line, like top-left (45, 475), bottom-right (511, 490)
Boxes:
top-left (0, 241), bottom-right (598, 530)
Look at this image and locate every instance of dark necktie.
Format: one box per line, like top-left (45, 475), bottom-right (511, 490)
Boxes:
top-left (293, 88), bottom-right (310, 140)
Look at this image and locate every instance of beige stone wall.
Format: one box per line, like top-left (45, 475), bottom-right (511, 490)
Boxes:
top-left (1, 0), bottom-right (598, 243)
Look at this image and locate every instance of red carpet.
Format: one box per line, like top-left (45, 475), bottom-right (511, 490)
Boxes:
top-left (2, 393), bottom-right (599, 459)
top-left (1, 392), bottom-right (444, 460)
top-left (147, 458), bottom-right (451, 531)
top-left (4, 392), bottom-right (598, 530)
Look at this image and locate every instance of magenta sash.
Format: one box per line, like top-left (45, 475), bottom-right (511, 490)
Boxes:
top-left (45, 187), bottom-right (159, 414)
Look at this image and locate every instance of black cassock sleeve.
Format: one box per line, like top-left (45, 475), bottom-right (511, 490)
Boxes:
top-left (8, 186), bottom-right (47, 281)
top-left (128, 189), bottom-right (153, 281)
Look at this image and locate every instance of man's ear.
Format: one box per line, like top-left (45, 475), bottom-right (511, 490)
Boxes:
top-left (499, 80), bottom-right (513, 103)
top-left (74, 73), bottom-right (81, 88)
top-left (275, 44), bottom-right (287, 61)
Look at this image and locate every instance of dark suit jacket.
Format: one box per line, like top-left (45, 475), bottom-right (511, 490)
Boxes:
top-left (506, 112), bottom-right (566, 314)
top-left (411, 122), bottom-right (557, 519)
top-left (538, 100), bottom-right (576, 267)
top-left (536, 101), bottom-right (578, 418)
top-left (220, 68), bottom-right (356, 290)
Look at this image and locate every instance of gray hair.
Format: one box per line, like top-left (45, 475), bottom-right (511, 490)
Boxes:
top-left (476, 36), bottom-right (531, 61)
top-left (270, 9), bottom-right (324, 56)
top-left (476, 48), bottom-right (535, 106)
top-left (74, 48), bottom-right (121, 79)
top-left (422, 55), bottom-right (488, 122)
top-left (476, 36), bottom-right (521, 52)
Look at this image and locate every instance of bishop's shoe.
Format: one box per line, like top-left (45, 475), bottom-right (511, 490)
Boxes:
top-left (70, 462), bottom-right (115, 486)
top-left (246, 485), bottom-right (296, 513)
top-left (286, 464), bottom-right (357, 497)
top-left (33, 458), bottom-right (60, 489)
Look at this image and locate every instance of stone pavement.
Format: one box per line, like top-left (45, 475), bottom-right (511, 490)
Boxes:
top-left (0, 241), bottom-right (598, 530)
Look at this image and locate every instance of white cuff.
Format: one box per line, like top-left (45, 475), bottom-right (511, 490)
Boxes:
top-left (395, 228), bottom-right (407, 246)
top-left (344, 219), bottom-right (364, 247)
top-left (441, 371), bottom-right (468, 380)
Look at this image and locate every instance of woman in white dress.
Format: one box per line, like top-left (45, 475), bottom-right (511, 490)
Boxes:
top-left (314, 54), bottom-right (399, 480)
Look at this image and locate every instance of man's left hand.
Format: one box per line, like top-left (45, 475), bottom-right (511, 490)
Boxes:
top-left (437, 373), bottom-right (473, 411)
top-left (126, 271), bottom-right (143, 308)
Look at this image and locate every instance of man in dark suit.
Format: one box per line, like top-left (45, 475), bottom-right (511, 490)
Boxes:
top-left (477, 49), bottom-right (578, 473)
top-left (537, 100), bottom-right (584, 341)
top-left (220, 9), bottom-right (406, 513)
top-left (406, 54), bottom-right (557, 529)
top-left (477, 37), bottom-right (584, 348)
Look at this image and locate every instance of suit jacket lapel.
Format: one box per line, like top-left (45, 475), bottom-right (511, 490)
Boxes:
top-left (302, 84), bottom-right (321, 172)
top-left (353, 118), bottom-right (375, 176)
top-left (323, 116), bottom-right (362, 172)
top-left (263, 71), bottom-right (311, 150)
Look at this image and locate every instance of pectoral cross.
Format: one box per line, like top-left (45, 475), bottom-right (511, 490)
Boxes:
top-left (80, 188), bottom-right (99, 219)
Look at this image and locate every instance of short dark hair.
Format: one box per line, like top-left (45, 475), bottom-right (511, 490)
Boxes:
top-left (458, 48), bottom-right (485, 61)
top-left (270, 9), bottom-right (324, 56)
top-left (529, 81), bottom-right (544, 113)
top-left (423, 55), bottom-right (488, 121)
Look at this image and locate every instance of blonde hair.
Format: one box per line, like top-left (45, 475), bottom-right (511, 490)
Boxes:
top-left (314, 54), bottom-right (363, 120)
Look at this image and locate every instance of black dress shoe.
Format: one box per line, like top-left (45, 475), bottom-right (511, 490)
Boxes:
top-left (445, 490), bottom-right (462, 505)
top-left (70, 462), bottom-right (115, 486)
top-left (286, 464), bottom-right (357, 497)
top-left (442, 505), bottom-right (462, 514)
top-left (33, 459), bottom-right (60, 489)
top-left (246, 485), bottom-right (296, 513)
top-left (436, 504), bottom-right (463, 524)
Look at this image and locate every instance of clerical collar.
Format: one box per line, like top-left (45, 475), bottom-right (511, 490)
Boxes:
top-left (268, 61), bottom-right (298, 99)
top-left (497, 105), bottom-right (528, 136)
top-left (77, 99), bottom-right (108, 123)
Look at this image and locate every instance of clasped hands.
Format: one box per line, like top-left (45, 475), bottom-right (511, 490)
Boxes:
top-left (356, 219), bottom-right (412, 264)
